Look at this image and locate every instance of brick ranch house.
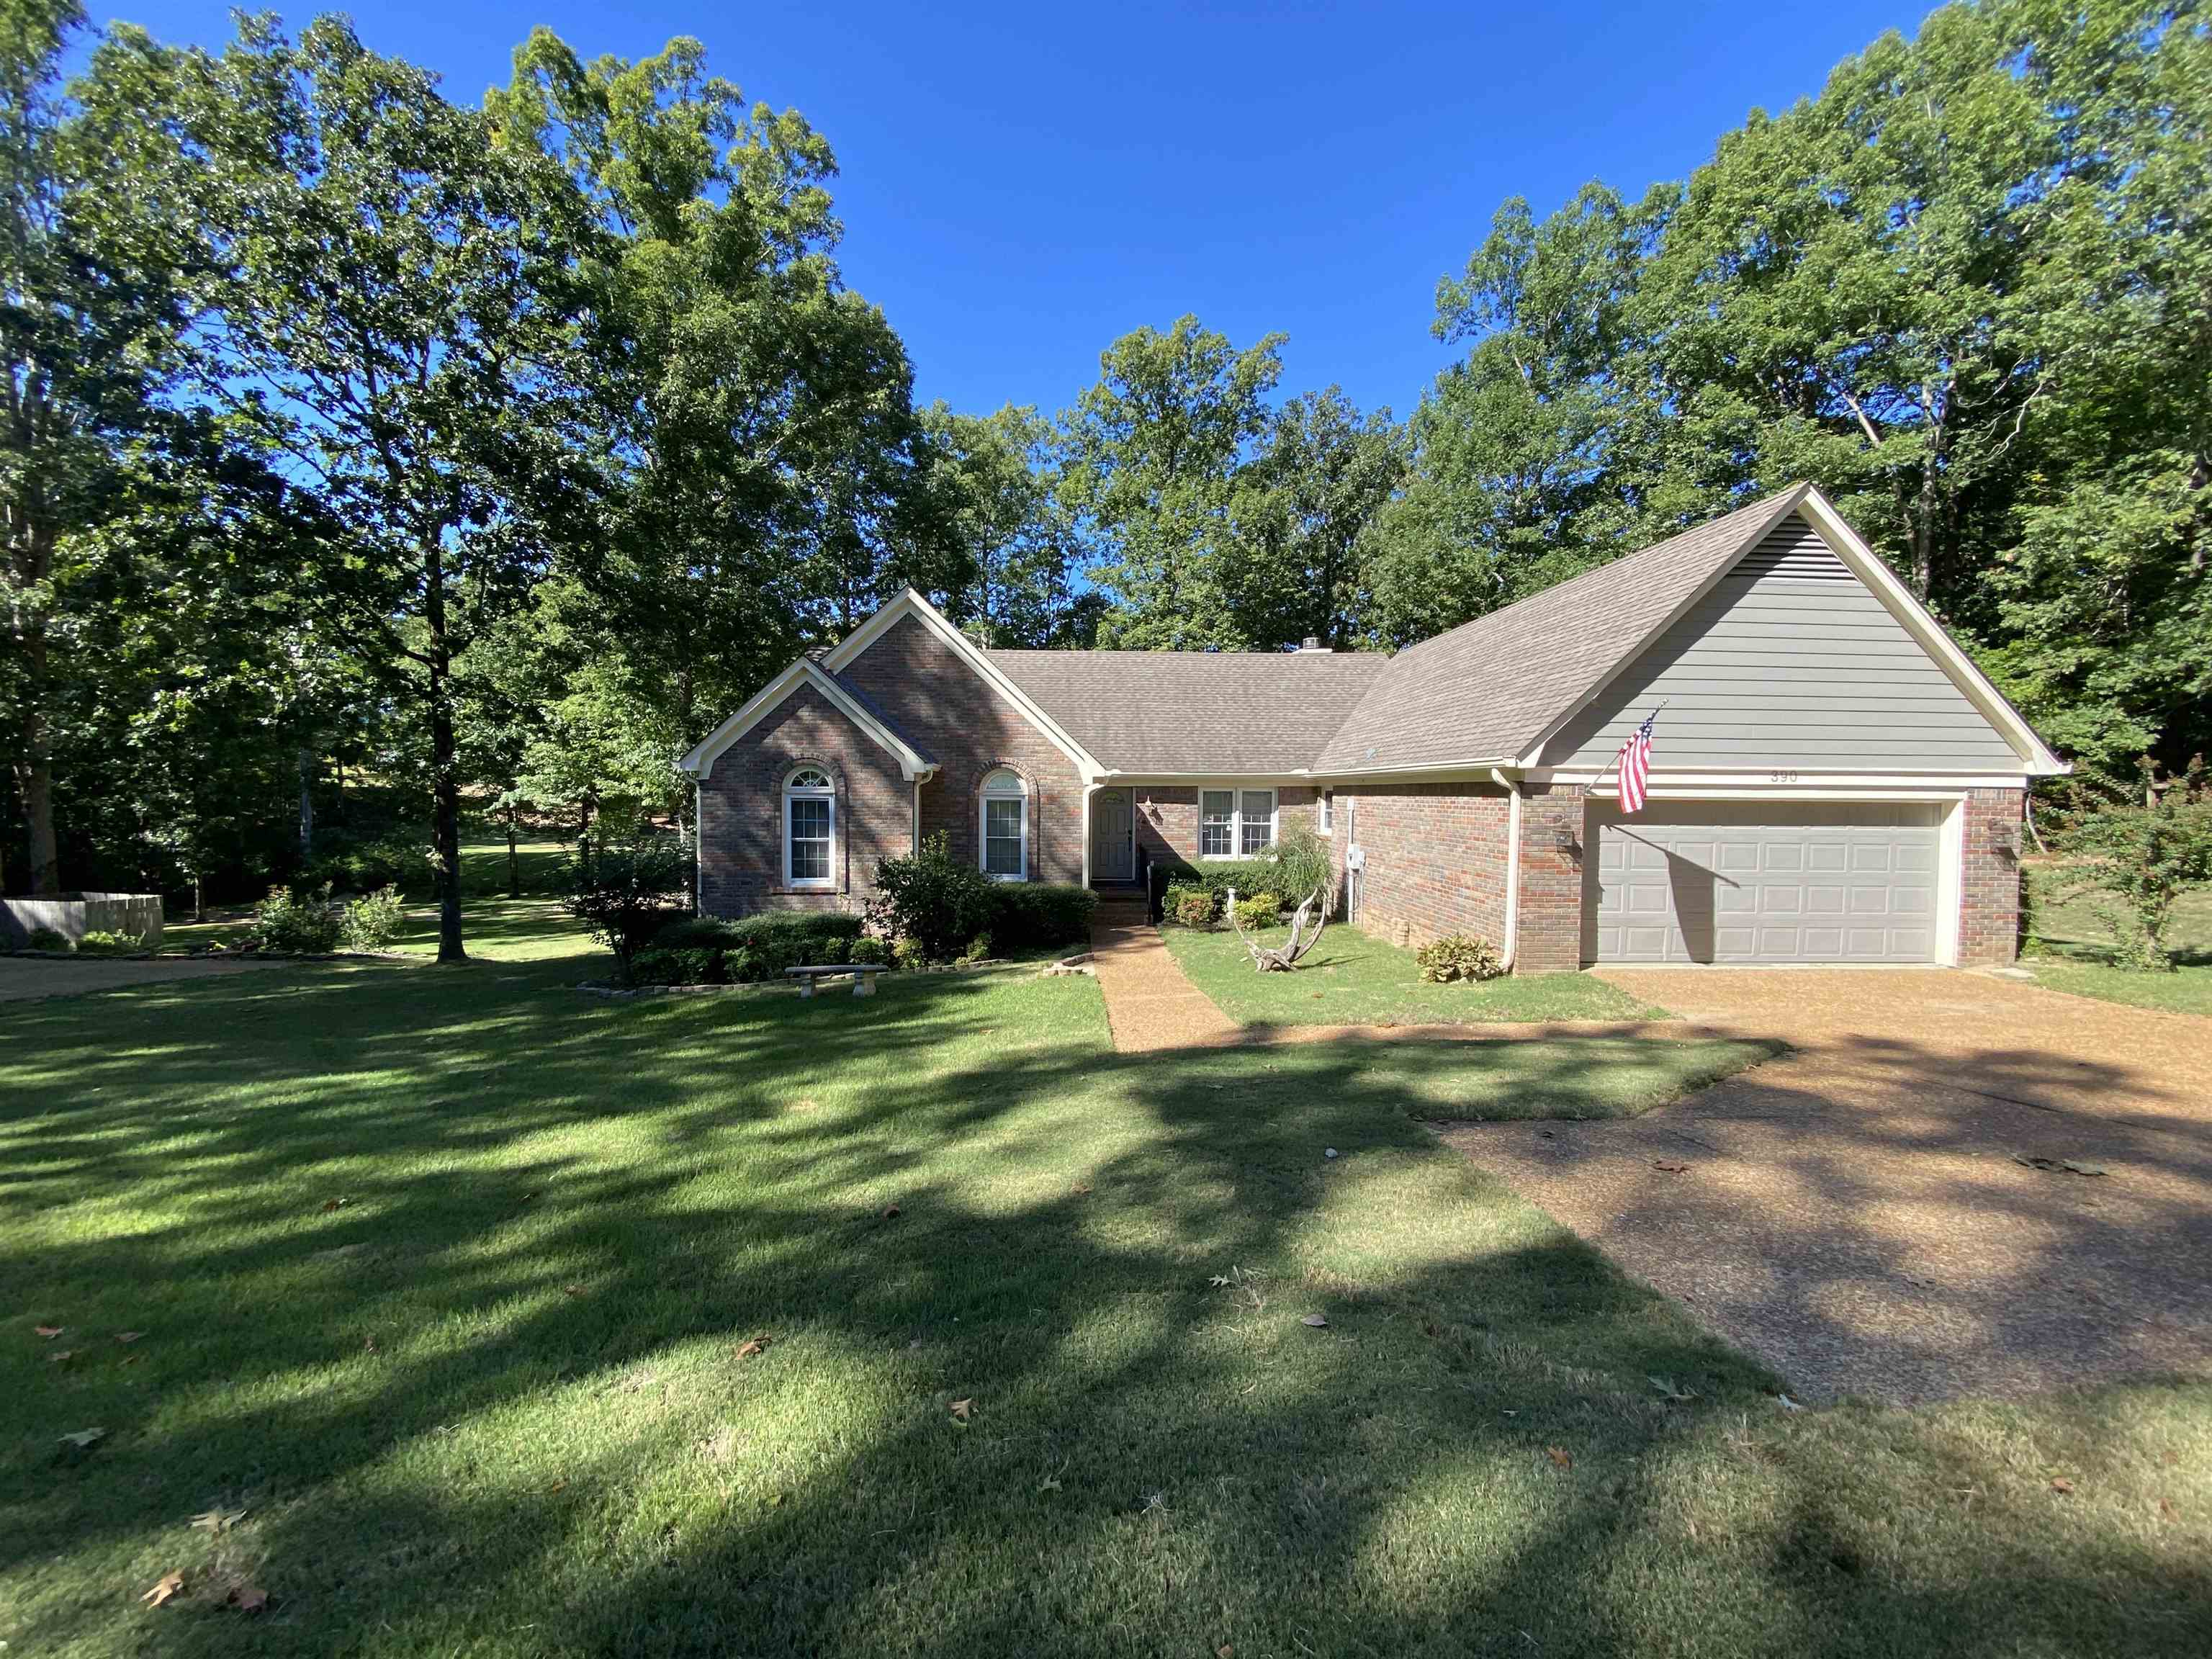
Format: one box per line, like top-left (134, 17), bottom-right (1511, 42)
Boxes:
top-left (678, 484), bottom-right (2065, 971)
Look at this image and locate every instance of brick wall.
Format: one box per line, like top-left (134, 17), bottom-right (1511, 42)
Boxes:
top-left (1132, 784), bottom-right (1320, 871)
top-left (1959, 786), bottom-right (2025, 966)
top-left (1514, 783), bottom-right (1588, 973)
top-left (1333, 782), bottom-right (1511, 950)
top-left (840, 615), bottom-right (1085, 885)
top-left (697, 685), bottom-right (909, 917)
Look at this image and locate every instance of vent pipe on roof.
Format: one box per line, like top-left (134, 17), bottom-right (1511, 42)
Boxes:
top-left (1295, 637), bottom-right (1332, 653)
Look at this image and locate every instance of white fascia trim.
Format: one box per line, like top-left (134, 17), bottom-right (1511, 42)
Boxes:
top-left (678, 658), bottom-right (934, 782)
top-left (1514, 486), bottom-right (1814, 768)
top-left (1792, 487), bottom-right (2067, 776)
top-left (1531, 767), bottom-right (2029, 791)
top-left (1292, 758), bottom-right (1514, 786)
top-left (821, 588), bottom-right (1105, 781)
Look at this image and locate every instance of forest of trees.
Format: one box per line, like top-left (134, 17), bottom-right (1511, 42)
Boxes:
top-left (4, 0), bottom-right (2206, 956)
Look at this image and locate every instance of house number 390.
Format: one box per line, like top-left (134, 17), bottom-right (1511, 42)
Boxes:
top-left (1770, 770), bottom-right (1799, 783)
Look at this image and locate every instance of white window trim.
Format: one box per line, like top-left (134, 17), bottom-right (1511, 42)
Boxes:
top-left (1318, 789), bottom-right (1333, 837)
top-left (979, 770), bottom-right (1030, 883)
top-left (783, 767), bottom-right (837, 891)
top-left (1199, 786), bottom-right (1278, 860)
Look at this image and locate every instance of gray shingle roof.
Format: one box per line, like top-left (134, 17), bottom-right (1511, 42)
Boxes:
top-left (1311, 487), bottom-right (1809, 773)
top-left (985, 649), bottom-right (1389, 774)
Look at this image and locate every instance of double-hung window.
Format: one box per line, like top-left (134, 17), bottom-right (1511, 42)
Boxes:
top-left (1319, 790), bottom-right (1334, 835)
top-left (783, 768), bottom-right (835, 889)
top-left (1200, 788), bottom-right (1277, 858)
top-left (980, 769), bottom-right (1028, 881)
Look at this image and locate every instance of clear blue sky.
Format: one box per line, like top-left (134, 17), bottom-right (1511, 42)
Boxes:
top-left (92, 1), bottom-right (1933, 422)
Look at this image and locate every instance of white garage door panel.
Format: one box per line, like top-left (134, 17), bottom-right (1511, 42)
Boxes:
top-left (1583, 802), bottom-right (1943, 965)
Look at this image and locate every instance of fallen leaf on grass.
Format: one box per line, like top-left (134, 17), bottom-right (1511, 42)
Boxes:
top-left (35, 1324), bottom-right (63, 1339)
top-left (189, 1509), bottom-right (246, 1534)
top-left (1038, 1475), bottom-right (1061, 1492)
top-left (115, 1331), bottom-right (143, 1344)
top-left (734, 1336), bottom-right (771, 1359)
top-left (562, 1284), bottom-right (586, 1298)
top-left (320, 1197), bottom-right (349, 1212)
top-left (1546, 1446), bottom-right (1573, 1470)
top-left (142, 1570), bottom-right (184, 1608)
top-left (2051, 1476), bottom-right (2076, 1494)
top-left (58, 1426), bottom-right (105, 1449)
top-left (229, 1584), bottom-right (268, 1613)
top-left (881, 1204), bottom-right (902, 1220)
top-left (1653, 1159), bottom-right (1690, 1174)
top-left (1648, 1375), bottom-right (1698, 1402)
top-left (49, 1349), bottom-right (76, 1363)
top-left (2159, 1497), bottom-right (2176, 1521)
top-left (1775, 1393), bottom-right (1805, 1412)
top-left (949, 1398), bottom-right (974, 1422)
top-left (1300, 1313), bottom-right (1329, 1328)
top-left (1072, 1184), bottom-right (1092, 1196)
top-left (362, 1336), bottom-right (376, 1352)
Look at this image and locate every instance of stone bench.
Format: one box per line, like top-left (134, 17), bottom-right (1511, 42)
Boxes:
top-left (786, 963), bottom-right (885, 999)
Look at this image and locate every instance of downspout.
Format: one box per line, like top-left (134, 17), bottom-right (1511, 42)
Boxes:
top-left (1490, 768), bottom-right (1523, 974)
top-left (693, 778), bottom-right (705, 913)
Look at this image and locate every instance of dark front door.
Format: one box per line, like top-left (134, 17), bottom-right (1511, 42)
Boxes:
top-left (1092, 788), bottom-right (1134, 881)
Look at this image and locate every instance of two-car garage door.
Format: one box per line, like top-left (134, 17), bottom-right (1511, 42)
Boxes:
top-left (1581, 801), bottom-right (1943, 965)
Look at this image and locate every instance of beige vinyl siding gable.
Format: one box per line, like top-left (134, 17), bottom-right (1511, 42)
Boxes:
top-left (1542, 515), bottom-right (2022, 770)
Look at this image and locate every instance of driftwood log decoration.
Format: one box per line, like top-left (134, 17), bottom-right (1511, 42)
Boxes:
top-left (1226, 884), bottom-right (1331, 972)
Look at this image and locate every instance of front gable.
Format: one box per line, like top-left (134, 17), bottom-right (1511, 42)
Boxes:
top-left (1537, 508), bottom-right (2042, 773)
top-left (823, 591), bottom-right (1100, 778)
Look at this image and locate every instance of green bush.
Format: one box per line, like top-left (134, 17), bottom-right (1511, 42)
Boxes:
top-left (341, 887), bottom-right (406, 950)
top-left (25, 926), bottom-right (70, 952)
top-left (74, 929), bottom-right (131, 955)
top-left (2046, 757), bottom-right (2212, 971)
top-left (639, 909), bottom-right (870, 984)
top-left (891, 937), bottom-right (925, 971)
top-left (1167, 886), bottom-right (1220, 929)
top-left (562, 830), bottom-right (689, 980)
top-left (1169, 830), bottom-right (1334, 912)
top-left (630, 946), bottom-right (723, 986)
top-left (956, 932), bottom-right (994, 966)
top-left (868, 833), bottom-right (992, 961)
top-left (1232, 892), bottom-right (1282, 930)
top-left (984, 883), bottom-right (1097, 949)
top-left (251, 885), bottom-right (346, 953)
top-left (1416, 933), bottom-right (1504, 984)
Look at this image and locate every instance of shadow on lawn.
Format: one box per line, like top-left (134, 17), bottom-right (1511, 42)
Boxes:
top-left (4, 958), bottom-right (2208, 1656)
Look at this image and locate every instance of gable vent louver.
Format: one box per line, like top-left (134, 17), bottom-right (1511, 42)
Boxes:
top-left (1732, 523), bottom-right (1854, 583)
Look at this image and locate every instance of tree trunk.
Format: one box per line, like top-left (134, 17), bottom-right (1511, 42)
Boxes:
top-left (423, 543), bottom-right (466, 963)
top-left (192, 871), bottom-right (204, 925)
top-left (505, 801), bottom-right (520, 899)
top-left (14, 631), bottom-right (59, 895)
top-left (297, 745), bottom-right (315, 866)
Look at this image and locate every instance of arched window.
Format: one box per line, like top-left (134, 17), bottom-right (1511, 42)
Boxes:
top-left (979, 769), bottom-right (1028, 881)
top-left (783, 767), bottom-right (835, 889)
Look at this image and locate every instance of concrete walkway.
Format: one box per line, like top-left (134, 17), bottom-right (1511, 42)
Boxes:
top-left (1444, 969), bottom-right (2212, 1404)
top-left (1088, 910), bottom-right (1240, 1052)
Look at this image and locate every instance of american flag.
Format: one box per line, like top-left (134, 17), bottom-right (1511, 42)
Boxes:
top-left (1615, 710), bottom-right (1658, 814)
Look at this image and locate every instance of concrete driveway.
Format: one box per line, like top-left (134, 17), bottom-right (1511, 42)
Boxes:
top-left (1441, 969), bottom-right (2212, 1404)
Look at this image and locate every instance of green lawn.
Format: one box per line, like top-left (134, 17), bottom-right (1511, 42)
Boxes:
top-left (5, 911), bottom-right (2208, 1657)
top-left (2026, 871), bottom-right (2212, 1017)
top-left (1161, 919), bottom-right (1668, 1028)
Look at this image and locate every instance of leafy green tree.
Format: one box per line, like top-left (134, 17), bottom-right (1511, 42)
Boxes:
top-left (2046, 757), bottom-right (2212, 971)
top-left (1058, 316), bottom-right (1284, 649)
top-left (492, 30), bottom-right (965, 743)
top-left (916, 402), bottom-right (1090, 647)
top-left (105, 14), bottom-right (597, 958)
top-left (1367, 185), bottom-right (1656, 645)
top-left (0, 0), bottom-right (187, 893)
top-left (1226, 387), bottom-right (1403, 649)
